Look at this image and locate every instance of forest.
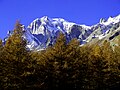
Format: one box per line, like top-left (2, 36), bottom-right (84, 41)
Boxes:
top-left (0, 22), bottom-right (120, 90)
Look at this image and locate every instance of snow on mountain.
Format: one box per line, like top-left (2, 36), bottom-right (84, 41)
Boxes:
top-left (6, 14), bottom-right (120, 50)
top-left (25, 14), bottom-right (120, 50)
top-left (100, 15), bottom-right (120, 26)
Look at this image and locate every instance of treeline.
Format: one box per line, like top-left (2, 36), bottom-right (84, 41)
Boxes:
top-left (0, 22), bottom-right (120, 90)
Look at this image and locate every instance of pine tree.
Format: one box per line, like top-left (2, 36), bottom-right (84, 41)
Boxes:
top-left (1, 21), bottom-right (31, 89)
top-left (39, 33), bottom-right (83, 89)
top-left (45, 32), bottom-right (67, 89)
top-left (108, 44), bottom-right (120, 89)
top-left (0, 39), bottom-right (4, 89)
top-left (87, 44), bottom-right (109, 89)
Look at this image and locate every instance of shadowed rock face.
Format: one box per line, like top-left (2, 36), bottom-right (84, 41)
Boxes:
top-left (6, 14), bottom-right (120, 50)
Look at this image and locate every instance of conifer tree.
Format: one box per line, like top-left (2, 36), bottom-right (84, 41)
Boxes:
top-left (88, 44), bottom-right (109, 89)
top-left (1, 21), bottom-right (31, 89)
top-left (109, 44), bottom-right (120, 89)
top-left (39, 33), bottom-right (83, 89)
top-left (45, 32), bottom-right (67, 89)
top-left (0, 39), bottom-right (4, 89)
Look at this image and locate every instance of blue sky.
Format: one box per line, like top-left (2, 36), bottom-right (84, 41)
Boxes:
top-left (0, 0), bottom-right (120, 39)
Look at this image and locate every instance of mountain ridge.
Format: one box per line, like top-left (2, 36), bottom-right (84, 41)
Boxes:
top-left (6, 14), bottom-right (120, 50)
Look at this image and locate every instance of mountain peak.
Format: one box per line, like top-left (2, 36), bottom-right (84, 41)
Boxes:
top-left (99, 14), bottom-right (120, 26)
top-left (24, 14), bottom-right (120, 50)
top-left (99, 18), bottom-right (106, 24)
top-left (4, 14), bottom-right (120, 50)
top-left (41, 16), bottom-right (51, 22)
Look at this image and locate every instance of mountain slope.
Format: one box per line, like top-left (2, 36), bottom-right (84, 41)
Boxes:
top-left (7, 14), bottom-right (120, 50)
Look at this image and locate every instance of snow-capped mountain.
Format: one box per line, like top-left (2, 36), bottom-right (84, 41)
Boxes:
top-left (7, 14), bottom-right (120, 50)
top-left (24, 16), bottom-right (92, 50)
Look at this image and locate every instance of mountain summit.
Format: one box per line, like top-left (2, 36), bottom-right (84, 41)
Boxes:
top-left (7, 14), bottom-right (120, 50)
top-left (24, 16), bottom-right (92, 50)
